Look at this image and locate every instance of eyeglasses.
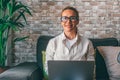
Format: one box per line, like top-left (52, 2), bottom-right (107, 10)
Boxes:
top-left (61, 16), bottom-right (78, 22)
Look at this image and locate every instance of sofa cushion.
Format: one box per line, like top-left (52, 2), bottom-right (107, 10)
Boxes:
top-left (90, 38), bottom-right (118, 79)
top-left (42, 51), bottom-right (48, 80)
top-left (97, 46), bottom-right (120, 80)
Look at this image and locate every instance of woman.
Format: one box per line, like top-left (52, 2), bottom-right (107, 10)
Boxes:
top-left (44, 6), bottom-right (95, 79)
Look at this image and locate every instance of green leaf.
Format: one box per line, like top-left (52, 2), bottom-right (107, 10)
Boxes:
top-left (13, 36), bottom-right (29, 42)
top-left (15, 22), bottom-right (24, 28)
top-left (0, 23), bottom-right (9, 32)
top-left (7, 1), bottom-right (13, 16)
top-left (10, 24), bottom-right (19, 31)
top-left (19, 10), bottom-right (28, 24)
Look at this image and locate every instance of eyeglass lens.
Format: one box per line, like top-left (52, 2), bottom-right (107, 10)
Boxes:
top-left (61, 16), bottom-right (78, 22)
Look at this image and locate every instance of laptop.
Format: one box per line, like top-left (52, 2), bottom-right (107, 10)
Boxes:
top-left (48, 61), bottom-right (94, 80)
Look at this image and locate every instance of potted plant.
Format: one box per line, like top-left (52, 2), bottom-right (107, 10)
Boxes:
top-left (0, 0), bottom-right (32, 68)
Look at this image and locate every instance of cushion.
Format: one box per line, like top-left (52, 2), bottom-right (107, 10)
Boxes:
top-left (90, 38), bottom-right (118, 79)
top-left (97, 46), bottom-right (120, 80)
top-left (42, 51), bottom-right (48, 80)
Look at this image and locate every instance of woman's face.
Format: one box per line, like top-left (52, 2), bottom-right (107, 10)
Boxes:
top-left (61, 9), bottom-right (79, 33)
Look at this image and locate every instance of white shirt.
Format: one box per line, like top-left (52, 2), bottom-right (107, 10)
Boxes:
top-left (45, 32), bottom-right (95, 75)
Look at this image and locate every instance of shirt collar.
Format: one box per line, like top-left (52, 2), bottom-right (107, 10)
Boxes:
top-left (61, 32), bottom-right (80, 41)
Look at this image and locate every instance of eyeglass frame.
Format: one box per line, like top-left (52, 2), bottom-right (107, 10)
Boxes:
top-left (60, 16), bottom-right (79, 22)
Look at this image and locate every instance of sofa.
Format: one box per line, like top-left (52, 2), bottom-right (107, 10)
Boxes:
top-left (0, 35), bottom-right (119, 80)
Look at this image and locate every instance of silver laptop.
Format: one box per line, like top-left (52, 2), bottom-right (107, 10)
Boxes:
top-left (48, 61), bottom-right (94, 80)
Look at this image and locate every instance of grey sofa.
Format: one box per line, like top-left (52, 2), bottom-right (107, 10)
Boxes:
top-left (0, 62), bottom-right (42, 80)
top-left (0, 36), bottom-right (119, 80)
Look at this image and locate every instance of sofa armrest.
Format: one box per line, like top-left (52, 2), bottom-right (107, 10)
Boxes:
top-left (0, 62), bottom-right (42, 80)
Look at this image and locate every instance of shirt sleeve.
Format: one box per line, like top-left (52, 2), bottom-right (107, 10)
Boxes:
top-left (87, 40), bottom-right (96, 79)
top-left (86, 40), bottom-right (95, 61)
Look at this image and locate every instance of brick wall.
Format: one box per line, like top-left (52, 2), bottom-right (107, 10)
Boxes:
top-left (12, 0), bottom-right (120, 65)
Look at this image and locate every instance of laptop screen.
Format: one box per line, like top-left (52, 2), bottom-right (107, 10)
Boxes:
top-left (48, 60), bottom-right (94, 80)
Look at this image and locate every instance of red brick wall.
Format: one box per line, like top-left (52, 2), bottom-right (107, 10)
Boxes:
top-left (12, 0), bottom-right (120, 65)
